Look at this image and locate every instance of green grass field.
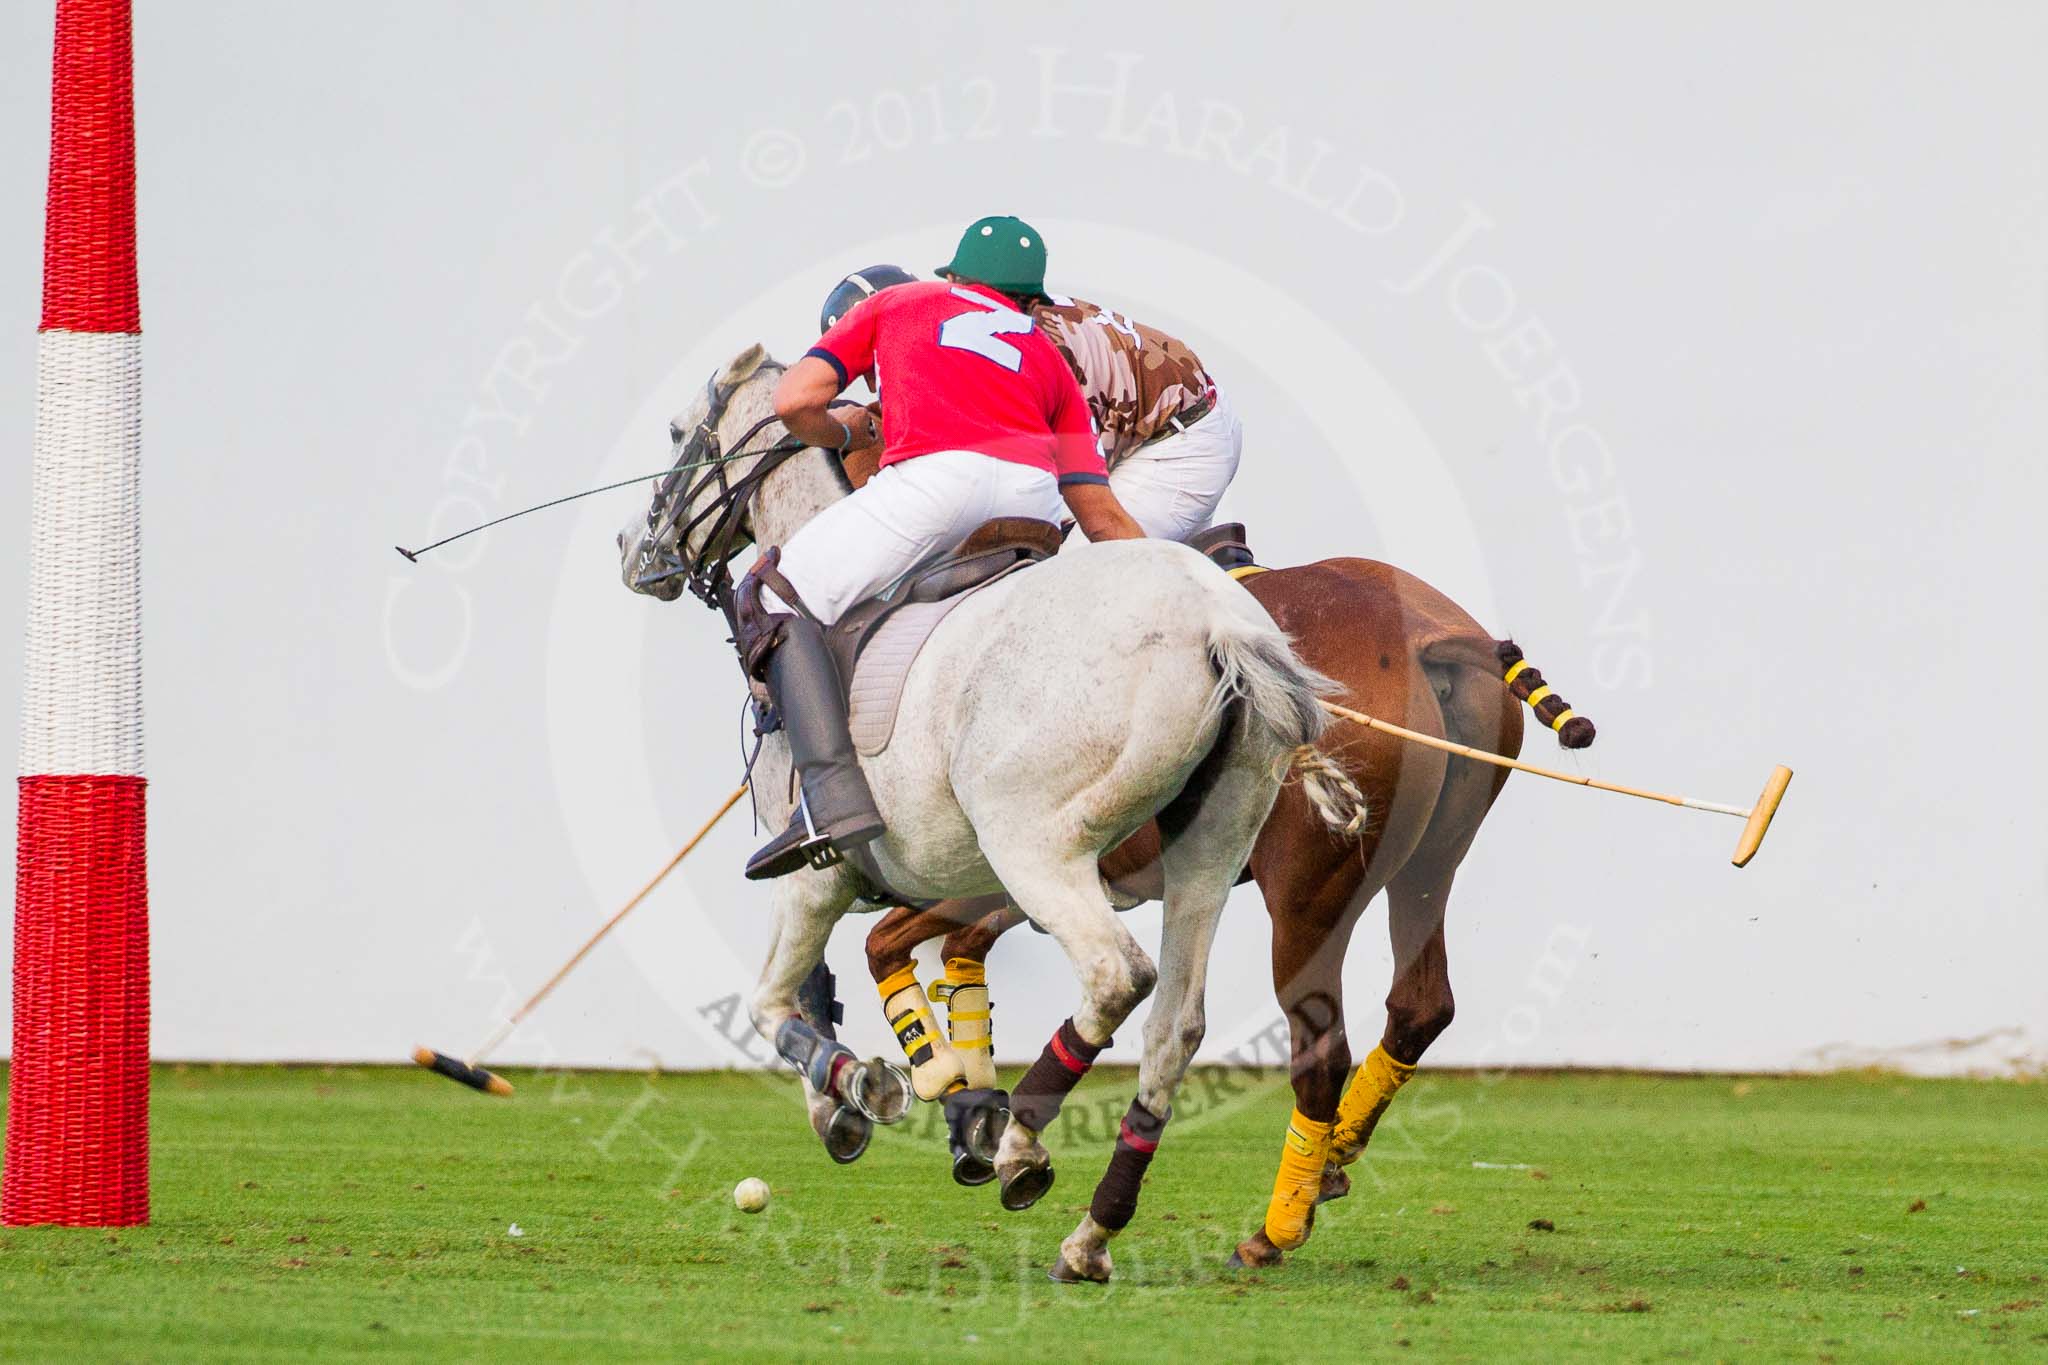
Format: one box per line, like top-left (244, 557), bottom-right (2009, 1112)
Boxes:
top-left (1, 1064), bottom-right (2044, 1362)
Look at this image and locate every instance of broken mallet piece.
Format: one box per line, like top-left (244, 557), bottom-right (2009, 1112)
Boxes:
top-left (413, 1046), bottom-right (514, 1097)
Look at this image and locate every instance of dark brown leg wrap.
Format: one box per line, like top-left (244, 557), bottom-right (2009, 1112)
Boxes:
top-left (1009, 1017), bottom-right (1103, 1134)
top-left (1088, 1099), bottom-right (1168, 1232)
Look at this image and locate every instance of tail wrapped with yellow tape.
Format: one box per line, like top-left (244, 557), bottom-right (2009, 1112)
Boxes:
top-left (1496, 640), bottom-right (1596, 749)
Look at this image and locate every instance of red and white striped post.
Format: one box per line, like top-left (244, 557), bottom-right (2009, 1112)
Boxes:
top-left (5, 0), bottom-right (149, 1227)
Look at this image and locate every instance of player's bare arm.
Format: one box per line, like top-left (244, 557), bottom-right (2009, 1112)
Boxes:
top-left (772, 356), bottom-right (880, 453)
top-left (1062, 481), bottom-right (1145, 542)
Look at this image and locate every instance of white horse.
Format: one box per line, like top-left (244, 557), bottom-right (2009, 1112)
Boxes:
top-left (622, 345), bottom-right (1365, 1282)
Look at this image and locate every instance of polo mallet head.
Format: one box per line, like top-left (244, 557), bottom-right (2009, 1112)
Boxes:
top-left (413, 1046), bottom-right (515, 1097)
top-left (1730, 766), bottom-right (1794, 868)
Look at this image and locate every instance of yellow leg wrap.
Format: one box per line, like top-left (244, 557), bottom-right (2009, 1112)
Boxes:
top-left (1262, 1108), bottom-right (1334, 1251)
top-left (933, 959), bottom-right (997, 1090)
top-left (1329, 1045), bottom-right (1418, 1166)
top-left (879, 971), bottom-right (966, 1102)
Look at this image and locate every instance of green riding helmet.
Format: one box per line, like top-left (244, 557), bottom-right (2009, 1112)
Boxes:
top-left (936, 215), bottom-right (1048, 299)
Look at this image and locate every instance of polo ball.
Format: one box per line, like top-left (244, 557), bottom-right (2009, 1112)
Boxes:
top-left (733, 1177), bottom-right (771, 1213)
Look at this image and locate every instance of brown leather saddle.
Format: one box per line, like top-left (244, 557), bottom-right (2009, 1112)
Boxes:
top-left (1186, 521), bottom-right (1255, 572)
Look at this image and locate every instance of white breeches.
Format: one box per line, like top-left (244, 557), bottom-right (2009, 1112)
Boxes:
top-left (768, 449), bottom-right (1065, 626)
top-left (1107, 385), bottom-right (1243, 544)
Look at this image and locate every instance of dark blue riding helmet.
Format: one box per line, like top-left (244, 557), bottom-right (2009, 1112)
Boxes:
top-left (819, 264), bottom-right (917, 333)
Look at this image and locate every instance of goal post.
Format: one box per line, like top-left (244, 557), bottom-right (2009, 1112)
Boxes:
top-left (5, 0), bottom-right (149, 1227)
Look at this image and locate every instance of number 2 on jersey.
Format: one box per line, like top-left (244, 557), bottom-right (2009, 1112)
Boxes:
top-left (937, 287), bottom-right (1034, 371)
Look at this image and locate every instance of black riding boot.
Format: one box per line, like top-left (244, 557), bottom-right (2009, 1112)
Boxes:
top-left (745, 617), bottom-right (886, 880)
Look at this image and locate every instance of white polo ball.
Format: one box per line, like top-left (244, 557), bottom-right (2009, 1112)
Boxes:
top-left (733, 1177), bottom-right (771, 1213)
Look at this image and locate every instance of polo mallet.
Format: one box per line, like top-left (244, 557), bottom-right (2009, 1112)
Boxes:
top-left (1318, 700), bottom-right (1792, 867)
top-left (414, 783), bottom-right (750, 1096)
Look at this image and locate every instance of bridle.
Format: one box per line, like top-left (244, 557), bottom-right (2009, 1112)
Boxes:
top-left (632, 361), bottom-right (810, 623)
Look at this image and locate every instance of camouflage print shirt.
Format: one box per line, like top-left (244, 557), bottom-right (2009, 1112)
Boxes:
top-left (1029, 295), bottom-right (1216, 469)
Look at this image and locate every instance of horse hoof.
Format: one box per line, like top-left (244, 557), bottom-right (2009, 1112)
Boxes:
top-left (1230, 1233), bottom-right (1284, 1269)
top-left (1046, 1255), bottom-right (1108, 1284)
top-left (950, 1149), bottom-right (997, 1187)
top-left (844, 1058), bottom-right (913, 1125)
top-left (1317, 1165), bottom-right (1351, 1204)
top-left (943, 1088), bottom-right (1008, 1185)
top-left (999, 1163), bottom-right (1055, 1212)
top-left (965, 1095), bottom-right (1009, 1163)
top-left (821, 1105), bottom-right (872, 1164)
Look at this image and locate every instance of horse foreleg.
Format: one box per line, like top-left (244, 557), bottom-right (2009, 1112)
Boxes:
top-left (934, 902), bottom-right (1025, 1090)
top-left (864, 901), bottom-right (979, 1103)
top-left (752, 870), bottom-right (909, 1157)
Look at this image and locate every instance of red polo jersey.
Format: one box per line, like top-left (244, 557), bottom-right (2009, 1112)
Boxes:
top-left (807, 280), bottom-right (1108, 485)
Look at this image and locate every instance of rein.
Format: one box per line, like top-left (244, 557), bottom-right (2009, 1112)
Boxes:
top-left (636, 361), bottom-right (870, 624)
top-left (633, 364), bottom-right (808, 619)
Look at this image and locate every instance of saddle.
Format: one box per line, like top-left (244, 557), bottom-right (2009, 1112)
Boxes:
top-left (809, 517), bottom-right (1253, 910)
top-left (1187, 522), bottom-right (1257, 573)
top-left (827, 517), bottom-right (1066, 756)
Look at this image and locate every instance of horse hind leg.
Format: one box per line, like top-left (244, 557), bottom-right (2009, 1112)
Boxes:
top-left (980, 849), bottom-right (1157, 1216)
top-left (1055, 744), bottom-right (1271, 1284)
top-left (1227, 891), bottom-right (1367, 1271)
top-left (1323, 661), bottom-right (1516, 1188)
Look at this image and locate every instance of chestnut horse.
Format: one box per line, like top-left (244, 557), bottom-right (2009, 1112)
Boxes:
top-left (858, 556), bottom-right (1595, 1269)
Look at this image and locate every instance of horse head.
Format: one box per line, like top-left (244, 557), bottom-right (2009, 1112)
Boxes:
top-left (616, 342), bottom-right (788, 604)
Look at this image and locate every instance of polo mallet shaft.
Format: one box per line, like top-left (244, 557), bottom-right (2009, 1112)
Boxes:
top-left (414, 782), bottom-right (750, 1095)
top-left (393, 463), bottom-right (710, 563)
top-left (1317, 700), bottom-right (1792, 867)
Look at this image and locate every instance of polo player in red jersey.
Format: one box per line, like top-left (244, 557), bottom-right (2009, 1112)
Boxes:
top-left (735, 215), bottom-right (1148, 880)
top-left (818, 263), bottom-right (1241, 545)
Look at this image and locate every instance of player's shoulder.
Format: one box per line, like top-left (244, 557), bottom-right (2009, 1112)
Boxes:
top-left (886, 279), bottom-right (962, 310)
top-left (856, 278), bottom-right (952, 324)
top-left (1032, 292), bottom-right (1096, 322)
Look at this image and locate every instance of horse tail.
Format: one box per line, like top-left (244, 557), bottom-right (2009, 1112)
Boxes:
top-left (1420, 633), bottom-right (1597, 750)
top-left (1202, 601), bottom-right (1370, 840)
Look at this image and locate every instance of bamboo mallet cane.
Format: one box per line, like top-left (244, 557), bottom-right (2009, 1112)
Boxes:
top-left (1317, 700), bottom-right (1792, 868)
top-left (413, 782), bottom-right (751, 1096)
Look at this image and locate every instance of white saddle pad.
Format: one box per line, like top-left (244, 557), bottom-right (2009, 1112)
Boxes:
top-left (846, 599), bottom-right (962, 756)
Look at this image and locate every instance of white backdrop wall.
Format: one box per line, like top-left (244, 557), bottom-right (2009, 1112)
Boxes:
top-left (2, 3), bottom-right (2043, 1075)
